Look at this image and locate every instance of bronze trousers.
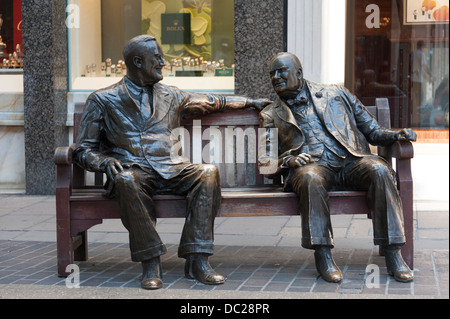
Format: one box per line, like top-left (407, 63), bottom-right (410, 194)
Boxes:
top-left (112, 164), bottom-right (221, 262)
top-left (289, 155), bottom-right (406, 249)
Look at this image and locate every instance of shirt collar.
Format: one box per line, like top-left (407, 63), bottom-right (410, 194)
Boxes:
top-left (124, 76), bottom-right (145, 95)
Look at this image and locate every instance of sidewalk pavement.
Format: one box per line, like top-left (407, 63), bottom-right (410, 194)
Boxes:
top-left (0, 195), bottom-right (448, 300)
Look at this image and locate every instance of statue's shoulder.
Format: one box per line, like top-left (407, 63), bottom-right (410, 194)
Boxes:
top-left (156, 81), bottom-right (180, 92)
top-left (306, 80), bottom-right (350, 101)
top-left (260, 101), bottom-right (278, 117)
top-left (88, 79), bottom-right (124, 102)
top-left (306, 80), bottom-right (340, 93)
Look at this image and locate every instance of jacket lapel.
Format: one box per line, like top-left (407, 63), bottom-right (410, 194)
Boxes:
top-left (307, 80), bottom-right (327, 123)
top-left (307, 80), bottom-right (352, 150)
top-left (150, 83), bottom-right (172, 125)
top-left (116, 79), bottom-right (143, 126)
top-left (275, 98), bottom-right (300, 130)
top-left (274, 98), bottom-right (303, 155)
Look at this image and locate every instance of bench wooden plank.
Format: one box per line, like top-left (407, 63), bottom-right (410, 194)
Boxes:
top-left (68, 187), bottom-right (369, 220)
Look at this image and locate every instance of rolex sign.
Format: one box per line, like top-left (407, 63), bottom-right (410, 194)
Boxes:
top-left (161, 13), bottom-right (191, 45)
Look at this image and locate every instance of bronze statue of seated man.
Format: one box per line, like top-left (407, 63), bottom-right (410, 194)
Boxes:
top-left (74, 35), bottom-right (269, 290)
top-left (259, 52), bottom-right (416, 283)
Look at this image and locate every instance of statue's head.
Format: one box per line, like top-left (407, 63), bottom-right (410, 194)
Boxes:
top-left (123, 35), bottom-right (166, 86)
top-left (269, 52), bottom-right (304, 100)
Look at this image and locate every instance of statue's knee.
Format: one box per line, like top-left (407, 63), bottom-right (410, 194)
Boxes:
top-left (301, 171), bottom-right (324, 185)
top-left (292, 170), bottom-right (326, 192)
top-left (370, 163), bottom-right (393, 180)
top-left (201, 164), bottom-right (220, 181)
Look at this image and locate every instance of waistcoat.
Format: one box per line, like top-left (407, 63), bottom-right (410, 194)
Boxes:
top-left (292, 101), bottom-right (348, 163)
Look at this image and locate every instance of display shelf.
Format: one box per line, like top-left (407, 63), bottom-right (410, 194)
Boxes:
top-left (71, 76), bottom-right (235, 93)
top-left (0, 69), bottom-right (23, 74)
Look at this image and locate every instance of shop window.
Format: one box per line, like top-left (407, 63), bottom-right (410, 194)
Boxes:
top-left (0, 0), bottom-right (23, 73)
top-left (347, 0), bottom-right (449, 131)
top-left (67, 0), bottom-right (235, 93)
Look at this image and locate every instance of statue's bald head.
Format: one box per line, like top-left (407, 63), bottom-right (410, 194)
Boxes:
top-left (269, 52), bottom-right (304, 99)
top-left (269, 52), bottom-right (303, 71)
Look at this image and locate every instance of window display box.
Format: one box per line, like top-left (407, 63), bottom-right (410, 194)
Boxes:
top-left (0, 74), bottom-right (23, 92)
top-left (67, 0), bottom-right (235, 94)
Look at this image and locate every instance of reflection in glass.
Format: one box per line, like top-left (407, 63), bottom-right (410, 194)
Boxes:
top-left (351, 0), bottom-right (448, 130)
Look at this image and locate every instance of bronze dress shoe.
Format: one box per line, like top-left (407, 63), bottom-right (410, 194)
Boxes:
top-left (384, 245), bottom-right (414, 283)
top-left (141, 257), bottom-right (163, 290)
top-left (185, 254), bottom-right (225, 285)
top-left (314, 246), bottom-right (343, 283)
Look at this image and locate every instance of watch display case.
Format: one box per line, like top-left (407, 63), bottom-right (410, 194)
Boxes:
top-left (68, 0), bottom-right (235, 93)
top-left (0, 0), bottom-right (23, 73)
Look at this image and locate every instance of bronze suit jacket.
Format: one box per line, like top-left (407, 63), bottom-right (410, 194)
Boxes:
top-left (259, 80), bottom-right (398, 178)
top-left (74, 77), bottom-right (249, 180)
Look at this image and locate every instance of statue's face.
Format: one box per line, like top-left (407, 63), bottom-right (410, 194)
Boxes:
top-left (270, 55), bottom-right (303, 99)
top-left (138, 41), bottom-right (166, 85)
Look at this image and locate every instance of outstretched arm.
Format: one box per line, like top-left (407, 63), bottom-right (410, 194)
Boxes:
top-left (341, 87), bottom-right (416, 146)
top-left (180, 91), bottom-right (271, 119)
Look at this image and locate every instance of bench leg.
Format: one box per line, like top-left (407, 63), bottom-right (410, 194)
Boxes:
top-left (56, 186), bottom-right (73, 277)
top-left (56, 217), bottom-right (74, 277)
top-left (74, 231), bottom-right (88, 262)
top-left (401, 205), bottom-right (414, 270)
top-left (397, 157), bottom-right (414, 270)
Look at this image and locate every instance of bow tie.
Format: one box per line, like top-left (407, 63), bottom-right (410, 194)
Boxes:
top-left (286, 95), bottom-right (308, 107)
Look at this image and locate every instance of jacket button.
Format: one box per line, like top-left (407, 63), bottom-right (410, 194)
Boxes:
top-left (315, 92), bottom-right (323, 98)
top-left (335, 96), bottom-right (341, 101)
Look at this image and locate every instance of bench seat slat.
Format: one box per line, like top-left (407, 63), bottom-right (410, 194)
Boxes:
top-left (70, 187), bottom-right (367, 200)
top-left (68, 187), bottom-right (370, 220)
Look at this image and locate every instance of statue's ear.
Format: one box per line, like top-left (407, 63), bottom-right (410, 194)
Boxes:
top-left (297, 68), bottom-right (303, 80)
top-left (133, 56), bottom-right (143, 69)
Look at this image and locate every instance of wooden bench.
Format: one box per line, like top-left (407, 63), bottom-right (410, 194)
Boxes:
top-left (54, 98), bottom-right (414, 277)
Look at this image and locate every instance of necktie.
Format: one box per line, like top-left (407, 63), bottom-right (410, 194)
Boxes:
top-left (140, 88), bottom-right (153, 120)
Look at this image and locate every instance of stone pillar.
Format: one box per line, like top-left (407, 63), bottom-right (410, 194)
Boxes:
top-left (22, 0), bottom-right (68, 195)
top-left (234, 0), bottom-right (286, 100)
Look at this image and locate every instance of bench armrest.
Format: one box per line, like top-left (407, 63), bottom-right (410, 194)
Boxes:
top-left (54, 144), bottom-right (76, 165)
top-left (378, 141), bottom-right (414, 160)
